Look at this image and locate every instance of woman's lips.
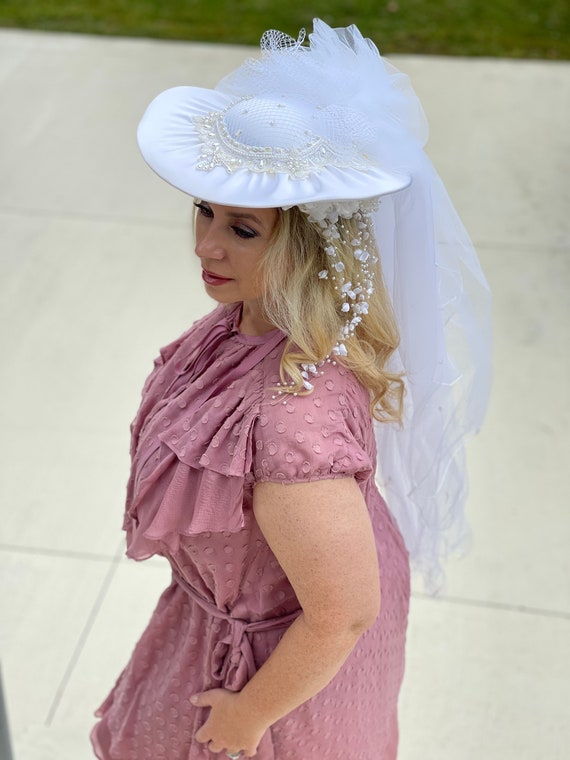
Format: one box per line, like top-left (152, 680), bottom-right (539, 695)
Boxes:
top-left (202, 269), bottom-right (233, 286)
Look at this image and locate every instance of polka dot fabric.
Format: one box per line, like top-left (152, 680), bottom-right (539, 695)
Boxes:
top-left (252, 367), bottom-right (374, 485)
top-left (91, 304), bottom-right (410, 760)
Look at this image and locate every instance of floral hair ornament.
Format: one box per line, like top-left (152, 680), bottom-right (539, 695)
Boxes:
top-left (137, 20), bottom-right (492, 594)
top-left (294, 198), bottom-right (381, 364)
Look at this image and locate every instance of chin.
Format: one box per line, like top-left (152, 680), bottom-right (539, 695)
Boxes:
top-left (204, 285), bottom-right (238, 304)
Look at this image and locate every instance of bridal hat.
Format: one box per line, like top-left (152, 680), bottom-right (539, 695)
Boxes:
top-left (137, 22), bottom-right (414, 215)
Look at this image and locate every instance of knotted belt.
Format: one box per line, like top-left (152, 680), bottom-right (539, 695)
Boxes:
top-left (172, 568), bottom-right (300, 692)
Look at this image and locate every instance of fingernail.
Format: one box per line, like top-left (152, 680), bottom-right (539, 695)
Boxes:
top-left (190, 695), bottom-right (198, 704)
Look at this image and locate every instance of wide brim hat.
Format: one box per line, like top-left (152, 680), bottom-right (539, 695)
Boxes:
top-left (137, 30), bottom-right (412, 208)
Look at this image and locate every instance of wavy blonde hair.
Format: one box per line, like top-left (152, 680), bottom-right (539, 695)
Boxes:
top-left (260, 206), bottom-right (404, 424)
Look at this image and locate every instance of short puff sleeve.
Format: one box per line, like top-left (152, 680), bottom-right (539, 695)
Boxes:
top-left (252, 369), bottom-right (374, 484)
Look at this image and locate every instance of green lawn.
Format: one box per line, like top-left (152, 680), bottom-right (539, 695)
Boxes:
top-left (0, 0), bottom-right (568, 59)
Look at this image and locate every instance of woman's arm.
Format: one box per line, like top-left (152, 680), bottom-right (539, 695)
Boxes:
top-left (193, 477), bottom-right (381, 756)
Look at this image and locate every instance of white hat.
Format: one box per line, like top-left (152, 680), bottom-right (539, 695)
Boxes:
top-left (137, 23), bottom-right (412, 212)
top-left (137, 87), bottom-right (411, 208)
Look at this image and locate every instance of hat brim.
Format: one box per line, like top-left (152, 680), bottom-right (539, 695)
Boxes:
top-left (137, 86), bottom-right (411, 208)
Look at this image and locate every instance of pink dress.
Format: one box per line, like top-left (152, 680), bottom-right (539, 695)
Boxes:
top-left (91, 304), bottom-right (410, 760)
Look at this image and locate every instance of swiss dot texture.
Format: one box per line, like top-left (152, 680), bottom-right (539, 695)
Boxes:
top-left (91, 304), bottom-right (410, 760)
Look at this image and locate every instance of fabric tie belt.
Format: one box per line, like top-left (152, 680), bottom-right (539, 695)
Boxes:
top-left (172, 568), bottom-right (300, 692)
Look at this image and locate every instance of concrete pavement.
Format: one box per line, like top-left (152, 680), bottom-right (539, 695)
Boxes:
top-left (1, 28), bottom-right (569, 760)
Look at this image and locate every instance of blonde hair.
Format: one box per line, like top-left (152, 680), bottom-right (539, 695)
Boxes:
top-left (260, 206), bottom-right (404, 424)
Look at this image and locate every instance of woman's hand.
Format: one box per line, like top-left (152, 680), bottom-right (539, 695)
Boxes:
top-left (192, 688), bottom-right (267, 757)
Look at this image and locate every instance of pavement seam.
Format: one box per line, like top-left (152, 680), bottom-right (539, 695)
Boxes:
top-left (412, 591), bottom-right (570, 621)
top-left (44, 538), bottom-right (124, 726)
top-left (0, 543), bottom-right (116, 563)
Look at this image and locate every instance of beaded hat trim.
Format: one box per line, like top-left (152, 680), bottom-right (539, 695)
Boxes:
top-left (193, 98), bottom-right (373, 180)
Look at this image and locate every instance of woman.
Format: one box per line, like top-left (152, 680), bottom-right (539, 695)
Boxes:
top-left (91, 20), bottom-right (491, 760)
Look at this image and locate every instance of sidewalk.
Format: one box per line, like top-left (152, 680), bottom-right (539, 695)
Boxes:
top-left (1, 28), bottom-right (569, 760)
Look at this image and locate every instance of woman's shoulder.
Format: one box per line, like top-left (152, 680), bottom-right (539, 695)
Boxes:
top-left (251, 357), bottom-right (375, 484)
top-left (258, 355), bottom-right (371, 419)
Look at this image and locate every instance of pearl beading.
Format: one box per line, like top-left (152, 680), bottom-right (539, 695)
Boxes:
top-left (308, 206), bottom-right (379, 361)
top-left (271, 356), bottom-right (339, 404)
top-left (193, 99), bottom-right (371, 180)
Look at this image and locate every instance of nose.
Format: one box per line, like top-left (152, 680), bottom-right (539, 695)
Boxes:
top-left (195, 223), bottom-right (225, 260)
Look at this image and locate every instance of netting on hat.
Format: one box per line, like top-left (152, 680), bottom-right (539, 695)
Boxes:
top-left (192, 26), bottom-right (384, 179)
top-left (260, 27), bottom-right (306, 51)
top-left (218, 19), bottom-right (428, 165)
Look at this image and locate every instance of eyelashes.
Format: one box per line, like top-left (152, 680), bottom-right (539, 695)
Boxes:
top-left (232, 226), bottom-right (257, 240)
top-left (194, 200), bottom-right (213, 218)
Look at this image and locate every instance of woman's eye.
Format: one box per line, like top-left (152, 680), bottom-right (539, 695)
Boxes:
top-left (232, 226), bottom-right (257, 240)
top-left (194, 202), bottom-right (257, 239)
top-left (194, 201), bottom-right (213, 218)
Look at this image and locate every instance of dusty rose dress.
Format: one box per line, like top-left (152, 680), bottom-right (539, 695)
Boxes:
top-left (91, 304), bottom-right (410, 760)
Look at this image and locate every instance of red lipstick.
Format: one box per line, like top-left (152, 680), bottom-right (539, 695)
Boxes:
top-left (202, 269), bottom-right (233, 286)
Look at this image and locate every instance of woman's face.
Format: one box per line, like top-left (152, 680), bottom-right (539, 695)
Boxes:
top-left (194, 201), bottom-right (279, 316)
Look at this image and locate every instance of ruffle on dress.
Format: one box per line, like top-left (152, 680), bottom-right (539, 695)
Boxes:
top-left (127, 382), bottom-right (262, 555)
top-left (123, 304), bottom-right (285, 558)
top-left (123, 304), bottom-right (378, 560)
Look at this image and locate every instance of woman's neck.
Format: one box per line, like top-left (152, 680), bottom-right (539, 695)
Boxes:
top-left (238, 300), bottom-right (276, 336)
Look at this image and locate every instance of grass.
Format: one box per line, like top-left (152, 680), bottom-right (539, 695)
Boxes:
top-left (0, 0), bottom-right (568, 59)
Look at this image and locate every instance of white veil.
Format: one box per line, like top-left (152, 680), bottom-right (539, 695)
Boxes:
top-left (374, 158), bottom-right (492, 593)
